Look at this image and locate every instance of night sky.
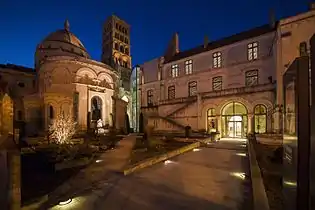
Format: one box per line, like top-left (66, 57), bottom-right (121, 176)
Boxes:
top-left (0, 0), bottom-right (311, 68)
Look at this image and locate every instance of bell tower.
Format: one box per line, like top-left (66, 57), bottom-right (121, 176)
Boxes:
top-left (102, 15), bottom-right (131, 69)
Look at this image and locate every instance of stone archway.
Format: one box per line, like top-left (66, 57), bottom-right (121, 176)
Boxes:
top-left (221, 102), bottom-right (248, 138)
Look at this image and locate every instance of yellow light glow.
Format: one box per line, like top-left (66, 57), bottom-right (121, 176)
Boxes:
top-left (59, 199), bottom-right (72, 206)
top-left (236, 153), bottom-right (247, 157)
top-left (220, 137), bottom-right (247, 143)
top-left (164, 160), bottom-right (174, 165)
top-left (96, 160), bottom-right (103, 163)
top-left (284, 180), bottom-right (297, 187)
top-left (193, 148), bottom-right (201, 152)
top-left (230, 172), bottom-right (246, 180)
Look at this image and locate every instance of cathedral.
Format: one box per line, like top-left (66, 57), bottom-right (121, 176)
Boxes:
top-left (0, 15), bottom-right (132, 137)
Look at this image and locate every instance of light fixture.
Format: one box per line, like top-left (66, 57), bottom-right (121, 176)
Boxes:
top-left (284, 180), bottom-right (297, 187)
top-left (96, 160), bottom-right (103, 163)
top-left (193, 148), bottom-right (201, 152)
top-left (230, 172), bottom-right (246, 180)
top-left (236, 153), bottom-right (247, 157)
top-left (58, 198), bottom-right (72, 206)
top-left (164, 160), bottom-right (173, 165)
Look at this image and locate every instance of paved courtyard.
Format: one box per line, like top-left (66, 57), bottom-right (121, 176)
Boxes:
top-left (48, 139), bottom-right (252, 210)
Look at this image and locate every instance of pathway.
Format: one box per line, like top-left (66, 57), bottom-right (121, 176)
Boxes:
top-left (48, 138), bottom-right (252, 210)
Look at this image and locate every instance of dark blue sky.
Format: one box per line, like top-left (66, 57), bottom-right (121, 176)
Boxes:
top-left (0, 0), bottom-right (311, 68)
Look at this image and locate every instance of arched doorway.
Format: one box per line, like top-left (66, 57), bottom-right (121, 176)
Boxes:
top-left (221, 102), bottom-right (248, 138)
top-left (254, 104), bottom-right (267, 133)
top-left (91, 96), bottom-right (102, 121)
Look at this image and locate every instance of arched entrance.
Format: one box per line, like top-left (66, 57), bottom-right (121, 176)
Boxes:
top-left (221, 102), bottom-right (248, 138)
top-left (254, 104), bottom-right (267, 133)
top-left (91, 96), bottom-right (102, 121)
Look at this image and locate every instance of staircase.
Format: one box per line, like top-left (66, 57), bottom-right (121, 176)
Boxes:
top-left (150, 115), bottom-right (186, 129)
top-left (166, 99), bottom-right (196, 118)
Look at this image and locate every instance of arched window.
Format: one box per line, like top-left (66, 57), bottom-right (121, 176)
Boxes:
top-left (254, 104), bottom-right (267, 133)
top-left (114, 43), bottom-right (119, 50)
top-left (207, 108), bottom-right (216, 133)
top-left (120, 45), bottom-right (124, 53)
top-left (49, 105), bottom-right (54, 119)
top-left (125, 47), bottom-right (129, 55)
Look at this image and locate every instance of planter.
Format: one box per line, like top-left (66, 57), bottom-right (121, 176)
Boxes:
top-left (54, 157), bottom-right (92, 171)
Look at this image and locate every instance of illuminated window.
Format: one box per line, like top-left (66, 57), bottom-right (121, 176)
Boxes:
top-left (188, 81), bottom-right (197, 96)
top-left (168, 85), bottom-right (175, 99)
top-left (254, 104), bottom-right (267, 133)
top-left (147, 90), bottom-right (153, 106)
top-left (248, 42), bottom-right (258, 61)
top-left (171, 64), bottom-right (179, 78)
top-left (213, 52), bottom-right (222, 68)
top-left (212, 76), bottom-right (222, 91)
top-left (207, 108), bottom-right (217, 133)
top-left (245, 70), bottom-right (258, 86)
top-left (185, 60), bottom-right (193, 74)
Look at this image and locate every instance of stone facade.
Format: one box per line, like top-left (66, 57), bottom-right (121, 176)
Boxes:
top-left (139, 6), bottom-right (315, 138)
top-left (0, 18), bottom-right (132, 137)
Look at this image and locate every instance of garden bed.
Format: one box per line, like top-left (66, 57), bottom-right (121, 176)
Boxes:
top-left (128, 136), bottom-right (191, 166)
top-left (21, 134), bottom-right (123, 205)
top-left (254, 142), bottom-right (283, 210)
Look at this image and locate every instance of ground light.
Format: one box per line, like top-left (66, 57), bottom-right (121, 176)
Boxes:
top-left (193, 148), bottom-right (201, 152)
top-left (230, 172), bottom-right (246, 180)
top-left (236, 152), bottom-right (247, 157)
top-left (96, 160), bottom-right (103, 163)
top-left (164, 160), bottom-right (175, 165)
top-left (283, 180), bottom-right (297, 187)
top-left (58, 199), bottom-right (72, 206)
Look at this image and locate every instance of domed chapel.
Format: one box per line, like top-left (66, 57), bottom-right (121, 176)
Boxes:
top-left (0, 15), bottom-right (132, 136)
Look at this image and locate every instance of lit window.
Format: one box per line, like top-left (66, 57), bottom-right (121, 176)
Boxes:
top-left (212, 76), bottom-right (222, 91)
top-left (147, 90), bottom-right (153, 106)
top-left (185, 60), bottom-right (193, 74)
top-left (168, 85), bottom-right (175, 99)
top-left (188, 81), bottom-right (197, 96)
top-left (171, 64), bottom-right (179, 78)
top-left (248, 42), bottom-right (258, 61)
top-left (245, 70), bottom-right (258, 86)
top-left (213, 52), bottom-right (222, 68)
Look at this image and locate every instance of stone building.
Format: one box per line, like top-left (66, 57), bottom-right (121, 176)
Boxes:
top-left (139, 4), bottom-right (315, 138)
top-left (0, 16), bottom-right (132, 137)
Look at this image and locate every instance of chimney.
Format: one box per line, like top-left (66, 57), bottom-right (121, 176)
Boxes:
top-left (164, 32), bottom-right (180, 59)
top-left (269, 9), bottom-right (276, 28)
top-left (204, 35), bottom-right (209, 48)
top-left (309, 2), bottom-right (315, 10)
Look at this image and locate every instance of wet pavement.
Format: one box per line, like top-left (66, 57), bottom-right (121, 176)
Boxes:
top-left (49, 139), bottom-right (252, 210)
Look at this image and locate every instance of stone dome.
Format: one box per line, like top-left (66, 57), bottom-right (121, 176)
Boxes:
top-left (35, 20), bottom-right (90, 67)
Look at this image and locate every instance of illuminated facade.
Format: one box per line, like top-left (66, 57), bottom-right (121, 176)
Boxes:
top-left (139, 6), bottom-right (315, 138)
top-left (0, 16), bottom-right (132, 137)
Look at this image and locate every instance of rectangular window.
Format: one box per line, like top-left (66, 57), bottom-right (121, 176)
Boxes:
top-left (171, 64), bottom-right (179, 78)
top-left (213, 52), bottom-right (222, 68)
top-left (245, 70), bottom-right (258, 86)
top-left (185, 60), bottom-right (193, 74)
top-left (248, 42), bottom-right (258, 61)
top-left (212, 76), bottom-right (222, 91)
top-left (168, 85), bottom-right (175, 99)
top-left (188, 81), bottom-right (197, 96)
top-left (147, 90), bottom-right (153, 106)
